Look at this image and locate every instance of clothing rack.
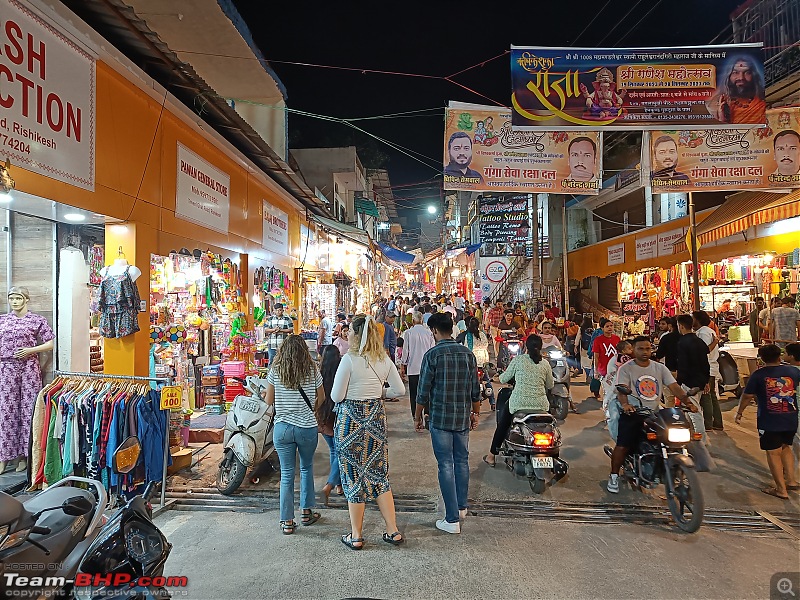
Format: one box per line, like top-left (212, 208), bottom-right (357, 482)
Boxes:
top-left (54, 371), bottom-right (173, 508)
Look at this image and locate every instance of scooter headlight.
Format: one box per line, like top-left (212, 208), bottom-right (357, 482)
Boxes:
top-left (667, 427), bottom-right (691, 443)
top-left (548, 350), bottom-right (564, 359)
top-left (508, 343), bottom-right (519, 352)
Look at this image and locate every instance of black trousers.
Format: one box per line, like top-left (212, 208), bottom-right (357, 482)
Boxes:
top-left (490, 391), bottom-right (513, 455)
top-left (409, 374), bottom-right (420, 418)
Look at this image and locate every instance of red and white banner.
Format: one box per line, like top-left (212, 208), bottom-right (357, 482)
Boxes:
top-left (0, 0), bottom-right (95, 190)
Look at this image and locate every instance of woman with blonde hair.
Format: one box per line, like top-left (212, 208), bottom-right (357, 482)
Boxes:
top-left (331, 314), bottom-right (405, 549)
top-left (265, 335), bottom-right (325, 535)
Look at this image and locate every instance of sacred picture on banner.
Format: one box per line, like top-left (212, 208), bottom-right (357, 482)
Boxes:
top-left (444, 102), bottom-right (602, 194)
top-left (510, 44), bottom-right (766, 130)
top-left (479, 193), bottom-right (531, 256)
top-left (643, 106), bottom-right (800, 192)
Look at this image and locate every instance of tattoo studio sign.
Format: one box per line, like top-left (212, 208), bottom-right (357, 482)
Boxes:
top-left (510, 44), bottom-right (765, 130)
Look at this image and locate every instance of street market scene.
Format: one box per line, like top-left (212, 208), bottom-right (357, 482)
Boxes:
top-left (0, 0), bottom-right (799, 598)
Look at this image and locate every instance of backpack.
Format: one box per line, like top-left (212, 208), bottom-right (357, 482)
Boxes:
top-left (388, 299), bottom-right (396, 311)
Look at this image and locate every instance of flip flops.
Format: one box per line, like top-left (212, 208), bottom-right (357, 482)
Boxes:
top-left (762, 487), bottom-right (789, 500)
top-left (482, 454), bottom-right (496, 468)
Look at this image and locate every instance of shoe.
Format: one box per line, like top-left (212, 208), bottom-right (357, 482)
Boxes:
top-left (435, 519), bottom-right (461, 534)
top-left (459, 509), bottom-right (468, 520)
top-left (607, 474), bottom-right (620, 494)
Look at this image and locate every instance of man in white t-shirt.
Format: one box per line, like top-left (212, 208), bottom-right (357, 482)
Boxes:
top-left (692, 311), bottom-right (723, 431)
top-left (317, 310), bottom-right (334, 353)
top-left (453, 292), bottom-right (465, 312)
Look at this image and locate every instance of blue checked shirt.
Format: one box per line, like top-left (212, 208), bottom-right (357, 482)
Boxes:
top-left (416, 339), bottom-right (480, 431)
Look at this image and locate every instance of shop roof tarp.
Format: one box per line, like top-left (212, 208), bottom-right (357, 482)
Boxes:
top-left (354, 198), bottom-right (379, 218)
top-left (695, 189), bottom-right (800, 247)
top-left (378, 243), bottom-right (415, 264)
top-left (311, 215), bottom-right (371, 247)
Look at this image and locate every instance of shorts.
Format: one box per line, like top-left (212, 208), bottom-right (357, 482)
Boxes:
top-left (758, 429), bottom-right (798, 451)
top-left (616, 412), bottom-right (646, 449)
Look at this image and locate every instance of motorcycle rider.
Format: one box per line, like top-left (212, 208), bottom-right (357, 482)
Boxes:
top-left (538, 320), bottom-right (562, 349)
top-left (606, 336), bottom-right (694, 494)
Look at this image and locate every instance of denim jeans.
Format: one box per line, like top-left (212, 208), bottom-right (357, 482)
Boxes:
top-left (267, 348), bottom-right (278, 364)
top-left (429, 426), bottom-right (469, 523)
top-left (321, 433), bottom-right (342, 487)
top-left (273, 422), bottom-right (318, 521)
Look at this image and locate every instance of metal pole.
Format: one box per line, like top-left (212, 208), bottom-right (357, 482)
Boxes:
top-left (562, 197), bottom-right (569, 315)
top-left (689, 191), bottom-right (701, 312)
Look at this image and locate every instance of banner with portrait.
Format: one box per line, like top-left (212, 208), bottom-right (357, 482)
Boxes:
top-left (444, 102), bottom-right (602, 194)
top-left (642, 107), bottom-right (800, 192)
top-left (479, 193), bottom-right (531, 256)
top-left (510, 44), bottom-right (765, 130)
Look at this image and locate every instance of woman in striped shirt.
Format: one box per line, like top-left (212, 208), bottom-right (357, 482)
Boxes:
top-left (266, 335), bottom-right (325, 535)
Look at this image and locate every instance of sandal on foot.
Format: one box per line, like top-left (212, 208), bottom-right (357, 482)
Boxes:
top-left (321, 486), bottom-right (332, 506)
top-left (482, 454), bottom-right (496, 468)
top-left (280, 520), bottom-right (295, 535)
top-left (786, 484), bottom-right (800, 491)
top-left (301, 510), bottom-right (321, 525)
top-left (762, 487), bottom-right (789, 500)
top-left (335, 485), bottom-right (344, 495)
top-left (383, 531), bottom-right (404, 546)
top-left (341, 533), bottom-right (364, 550)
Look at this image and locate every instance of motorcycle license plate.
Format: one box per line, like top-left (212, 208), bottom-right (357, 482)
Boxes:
top-left (240, 399), bottom-right (259, 413)
top-left (531, 457), bottom-right (553, 468)
top-left (555, 360), bottom-right (565, 367)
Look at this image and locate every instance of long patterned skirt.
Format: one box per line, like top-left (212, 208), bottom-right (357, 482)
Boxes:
top-left (335, 398), bottom-right (390, 504)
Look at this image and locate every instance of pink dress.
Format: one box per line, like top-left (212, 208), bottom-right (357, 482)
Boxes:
top-left (0, 312), bottom-right (54, 461)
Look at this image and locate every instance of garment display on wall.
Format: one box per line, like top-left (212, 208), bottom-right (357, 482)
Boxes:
top-left (99, 265), bottom-right (141, 338)
top-left (58, 246), bottom-right (90, 372)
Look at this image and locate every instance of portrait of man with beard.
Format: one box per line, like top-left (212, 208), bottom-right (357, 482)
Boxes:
top-left (650, 135), bottom-right (690, 183)
top-left (707, 57), bottom-right (766, 125)
top-left (444, 131), bottom-right (484, 183)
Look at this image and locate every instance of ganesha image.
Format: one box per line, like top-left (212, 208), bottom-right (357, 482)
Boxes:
top-left (579, 68), bottom-right (626, 119)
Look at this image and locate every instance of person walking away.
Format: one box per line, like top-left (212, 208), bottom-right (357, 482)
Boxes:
top-left (317, 310), bottom-right (334, 356)
top-left (735, 343), bottom-right (799, 499)
top-left (399, 311), bottom-right (435, 420)
top-left (264, 303), bottom-right (294, 364)
top-left (675, 314), bottom-right (713, 462)
top-left (415, 313), bottom-right (480, 534)
top-left (692, 311), bottom-right (724, 431)
top-left (456, 317), bottom-right (493, 409)
top-left (565, 318), bottom-right (580, 373)
top-left (331, 315), bottom-right (405, 549)
top-left (422, 303), bottom-right (433, 325)
top-left (383, 311), bottom-right (398, 363)
top-left (484, 335), bottom-right (553, 467)
top-left (318, 345), bottom-right (343, 505)
top-left (333, 324), bottom-right (350, 355)
top-left (395, 337), bottom-right (405, 377)
top-left (654, 317), bottom-right (680, 404)
top-left (265, 335), bottom-right (324, 534)
top-left (759, 297), bottom-right (779, 342)
top-left (487, 300), bottom-right (505, 358)
top-left (604, 340), bottom-right (634, 441)
top-left (579, 316), bottom-right (594, 383)
top-left (749, 297), bottom-right (766, 345)
top-left (592, 319), bottom-right (620, 402)
top-left (769, 296), bottom-right (800, 348)
top-left (607, 336), bottom-right (694, 493)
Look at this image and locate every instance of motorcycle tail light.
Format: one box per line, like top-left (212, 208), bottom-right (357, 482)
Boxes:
top-left (692, 432), bottom-right (703, 441)
top-left (531, 433), bottom-right (554, 446)
top-left (646, 432), bottom-right (658, 441)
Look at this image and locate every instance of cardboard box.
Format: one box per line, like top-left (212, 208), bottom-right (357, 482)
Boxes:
top-left (168, 446), bottom-right (193, 474)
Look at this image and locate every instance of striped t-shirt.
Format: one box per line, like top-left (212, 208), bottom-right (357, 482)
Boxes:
top-left (266, 368), bottom-right (322, 428)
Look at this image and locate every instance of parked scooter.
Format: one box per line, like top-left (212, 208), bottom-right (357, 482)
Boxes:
top-left (544, 345), bottom-right (571, 420)
top-left (496, 331), bottom-right (522, 371)
top-left (217, 375), bottom-right (276, 495)
top-left (603, 384), bottom-right (705, 533)
top-left (496, 387), bottom-right (568, 494)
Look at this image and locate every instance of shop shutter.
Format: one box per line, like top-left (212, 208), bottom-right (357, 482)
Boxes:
top-left (597, 275), bottom-right (620, 314)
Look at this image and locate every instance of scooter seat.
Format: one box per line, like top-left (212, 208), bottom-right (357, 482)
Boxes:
top-left (22, 487), bottom-right (96, 535)
top-left (512, 411), bottom-right (555, 424)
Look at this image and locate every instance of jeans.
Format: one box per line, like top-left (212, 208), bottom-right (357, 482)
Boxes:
top-left (700, 376), bottom-right (723, 430)
top-left (321, 433), bottom-right (341, 487)
top-left (267, 348), bottom-right (277, 364)
top-left (273, 422), bottom-right (318, 521)
top-left (408, 374), bottom-right (420, 418)
top-left (429, 426), bottom-right (470, 523)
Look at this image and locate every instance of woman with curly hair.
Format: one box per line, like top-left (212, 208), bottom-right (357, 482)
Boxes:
top-left (331, 314), bottom-right (405, 549)
top-left (266, 335), bottom-right (324, 535)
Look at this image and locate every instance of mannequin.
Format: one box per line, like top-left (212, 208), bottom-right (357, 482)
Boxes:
top-left (0, 286), bottom-right (55, 473)
top-left (98, 250), bottom-right (142, 339)
top-left (99, 249), bottom-right (142, 281)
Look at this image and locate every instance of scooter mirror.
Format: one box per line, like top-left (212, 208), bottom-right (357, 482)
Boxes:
top-left (61, 495), bottom-right (94, 517)
top-left (616, 384), bottom-right (633, 395)
top-left (112, 435), bottom-right (142, 474)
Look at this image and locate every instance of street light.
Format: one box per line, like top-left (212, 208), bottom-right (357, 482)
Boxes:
top-left (427, 205), bottom-right (437, 214)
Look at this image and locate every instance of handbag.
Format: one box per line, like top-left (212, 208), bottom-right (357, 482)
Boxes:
top-left (367, 361), bottom-right (389, 400)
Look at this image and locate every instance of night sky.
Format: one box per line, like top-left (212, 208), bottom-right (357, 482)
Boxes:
top-left (232, 0), bottom-right (745, 221)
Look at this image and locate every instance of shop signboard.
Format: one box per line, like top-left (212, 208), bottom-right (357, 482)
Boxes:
top-left (510, 44), bottom-right (765, 130)
top-left (262, 200), bottom-right (289, 256)
top-left (160, 386), bottom-right (182, 411)
top-left (0, 0), bottom-right (96, 190)
top-left (643, 107), bottom-right (800, 192)
top-left (607, 243), bottom-right (625, 266)
top-left (657, 227), bottom-right (687, 257)
top-left (635, 234), bottom-right (657, 261)
top-left (479, 257), bottom-right (509, 300)
top-left (444, 102), bottom-right (602, 194)
top-left (479, 193), bottom-right (531, 256)
top-left (176, 144), bottom-right (230, 234)
top-left (300, 224), bottom-right (318, 266)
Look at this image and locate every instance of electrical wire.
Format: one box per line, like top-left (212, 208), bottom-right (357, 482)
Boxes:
top-left (126, 89), bottom-right (169, 224)
top-left (595, 0), bottom-right (645, 46)
top-left (571, 0), bottom-right (613, 45)
top-left (616, 0), bottom-right (665, 45)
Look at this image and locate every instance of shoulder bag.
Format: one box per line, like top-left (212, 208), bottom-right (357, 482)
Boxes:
top-left (366, 359), bottom-right (389, 400)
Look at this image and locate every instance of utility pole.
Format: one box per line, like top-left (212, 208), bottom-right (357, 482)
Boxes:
top-left (688, 191), bottom-right (701, 311)
top-left (562, 196), bottom-right (569, 315)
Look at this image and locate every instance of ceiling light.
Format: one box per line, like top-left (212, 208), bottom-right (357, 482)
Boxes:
top-left (64, 213), bottom-right (86, 222)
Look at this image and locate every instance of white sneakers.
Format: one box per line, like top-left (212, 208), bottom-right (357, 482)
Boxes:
top-left (607, 474), bottom-right (620, 493)
top-left (436, 519), bottom-right (461, 534)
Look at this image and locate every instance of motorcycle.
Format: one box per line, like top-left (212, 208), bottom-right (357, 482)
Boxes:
top-left (217, 375), bottom-right (276, 495)
top-left (544, 345), bottom-right (571, 420)
top-left (496, 387), bottom-right (568, 494)
top-left (477, 364), bottom-right (495, 410)
top-left (496, 331), bottom-right (522, 371)
top-left (74, 437), bottom-right (172, 599)
top-left (604, 384), bottom-right (705, 533)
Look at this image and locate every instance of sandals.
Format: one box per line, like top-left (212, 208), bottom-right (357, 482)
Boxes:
top-left (280, 520), bottom-right (295, 535)
top-left (383, 531), bottom-right (404, 546)
top-left (787, 484), bottom-right (800, 491)
top-left (762, 487), bottom-right (790, 500)
top-left (301, 510), bottom-right (321, 526)
top-left (341, 533), bottom-right (364, 550)
top-left (482, 454), bottom-right (496, 468)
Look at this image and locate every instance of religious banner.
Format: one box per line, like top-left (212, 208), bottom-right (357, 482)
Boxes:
top-left (510, 44), bottom-right (765, 130)
top-left (643, 107), bottom-right (800, 192)
top-left (444, 102), bottom-right (602, 194)
top-left (478, 193), bottom-right (531, 256)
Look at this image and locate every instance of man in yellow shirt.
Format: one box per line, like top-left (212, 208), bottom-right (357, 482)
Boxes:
top-left (627, 314), bottom-right (645, 337)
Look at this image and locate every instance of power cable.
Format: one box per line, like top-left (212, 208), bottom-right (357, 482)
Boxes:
top-left (616, 0), bottom-right (664, 45)
top-left (595, 0), bottom-right (645, 46)
top-left (571, 0), bottom-right (613, 45)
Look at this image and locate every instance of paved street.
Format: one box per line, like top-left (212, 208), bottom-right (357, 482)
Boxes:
top-left (157, 379), bottom-right (800, 599)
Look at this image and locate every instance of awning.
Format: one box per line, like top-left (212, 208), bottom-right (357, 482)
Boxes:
top-left (696, 189), bottom-right (800, 246)
top-left (311, 215), bottom-right (371, 247)
top-left (466, 243), bottom-right (482, 256)
top-left (445, 247), bottom-right (466, 259)
top-left (378, 243), bottom-right (415, 264)
top-left (354, 198), bottom-right (379, 218)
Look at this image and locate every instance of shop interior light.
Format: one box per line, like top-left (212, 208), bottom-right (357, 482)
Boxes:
top-left (0, 192), bottom-right (11, 203)
top-left (111, 224), bottom-right (129, 233)
top-left (64, 213), bottom-right (86, 222)
top-left (451, 268), bottom-right (461, 277)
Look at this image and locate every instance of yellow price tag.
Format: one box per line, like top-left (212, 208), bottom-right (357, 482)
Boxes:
top-left (160, 386), bottom-right (182, 411)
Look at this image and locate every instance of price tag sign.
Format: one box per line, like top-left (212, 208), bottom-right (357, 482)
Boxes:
top-left (160, 386), bottom-right (182, 411)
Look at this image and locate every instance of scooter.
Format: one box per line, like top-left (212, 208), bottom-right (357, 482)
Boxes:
top-left (544, 345), bottom-right (571, 420)
top-left (217, 375), bottom-right (276, 495)
top-left (496, 331), bottom-right (522, 372)
top-left (496, 387), bottom-right (568, 494)
top-left (477, 364), bottom-right (495, 410)
top-left (603, 384), bottom-right (705, 533)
